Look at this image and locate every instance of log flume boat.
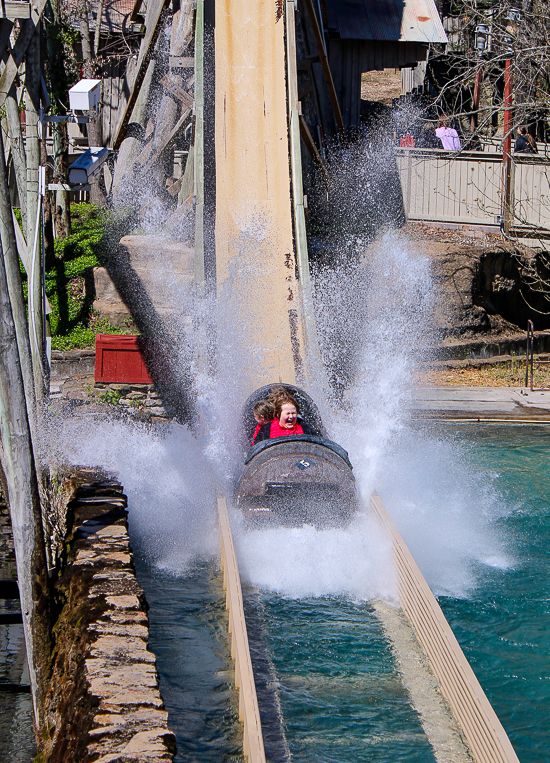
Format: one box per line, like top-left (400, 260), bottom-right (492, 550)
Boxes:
top-left (235, 384), bottom-right (357, 527)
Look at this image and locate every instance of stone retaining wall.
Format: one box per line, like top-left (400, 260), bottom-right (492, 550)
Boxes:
top-left (40, 471), bottom-right (175, 762)
top-left (51, 349), bottom-right (96, 381)
top-left (50, 350), bottom-right (174, 421)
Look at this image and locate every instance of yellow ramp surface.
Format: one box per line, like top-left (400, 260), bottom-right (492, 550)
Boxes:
top-left (215, 0), bottom-right (304, 391)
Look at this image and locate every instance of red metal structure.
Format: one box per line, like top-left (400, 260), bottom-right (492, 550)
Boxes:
top-left (502, 58), bottom-right (513, 234)
top-left (95, 334), bottom-right (153, 383)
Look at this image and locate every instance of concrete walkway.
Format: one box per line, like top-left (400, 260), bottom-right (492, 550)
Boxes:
top-left (410, 387), bottom-right (550, 420)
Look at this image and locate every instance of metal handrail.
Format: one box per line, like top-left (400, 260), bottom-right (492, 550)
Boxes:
top-left (526, 320), bottom-right (534, 389)
top-left (525, 320), bottom-right (550, 391)
top-left (370, 492), bottom-right (519, 763)
top-left (217, 495), bottom-right (266, 763)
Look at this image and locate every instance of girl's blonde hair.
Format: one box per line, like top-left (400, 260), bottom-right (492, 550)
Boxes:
top-left (268, 387), bottom-right (300, 418)
top-left (253, 400), bottom-right (274, 420)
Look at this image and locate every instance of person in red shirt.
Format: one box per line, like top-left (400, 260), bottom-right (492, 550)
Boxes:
top-left (251, 400), bottom-right (274, 445)
top-left (254, 390), bottom-right (317, 442)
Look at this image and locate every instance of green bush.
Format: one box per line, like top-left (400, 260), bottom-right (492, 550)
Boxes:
top-left (38, 203), bottom-right (137, 350)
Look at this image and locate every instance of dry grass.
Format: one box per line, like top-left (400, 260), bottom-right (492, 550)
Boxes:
top-left (416, 359), bottom-right (550, 388)
top-left (360, 69), bottom-right (402, 104)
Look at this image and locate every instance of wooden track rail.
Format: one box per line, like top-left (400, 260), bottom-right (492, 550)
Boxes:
top-left (370, 492), bottom-right (520, 763)
top-left (194, 0), bottom-right (205, 288)
top-left (217, 496), bottom-right (266, 763)
top-left (285, 0), bottom-right (327, 391)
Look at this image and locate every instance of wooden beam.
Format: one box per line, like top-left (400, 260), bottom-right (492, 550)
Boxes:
top-left (0, 162), bottom-right (36, 419)
top-left (218, 496), bottom-right (266, 763)
top-left (0, 124), bottom-right (51, 731)
top-left (0, 0), bottom-right (48, 110)
top-left (12, 210), bottom-right (52, 314)
top-left (298, 79), bottom-right (313, 100)
top-left (5, 85), bottom-right (27, 231)
top-left (301, 0), bottom-right (345, 141)
top-left (194, 0), bottom-right (204, 288)
top-left (0, 2), bottom-right (31, 19)
top-left (296, 55), bottom-right (319, 69)
top-left (133, 105), bottom-right (192, 169)
top-left (169, 55), bottom-right (194, 68)
top-left (112, 0), bottom-right (169, 150)
top-left (165, 176), bottom-right (183, 197)
top-left (129, 0), bottom-right (143, 22)
top-left (299, 114), bottom-right (328, 178)
top-left (159, 74), bottom-right (194, 109)
top-left (25, 30), bottom-right (44, 399)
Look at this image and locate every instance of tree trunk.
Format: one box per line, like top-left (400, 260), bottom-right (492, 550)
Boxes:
top-left (79, 0), bottom-right (106, 205)
top-left (79, 0), bottom-right (92, 61)
top-left (53, 127), bottom-right (71, 238)
top-left (93, 0), bottom-right (104, 57)
top-left (40, 139), bottom-right (55, 269)
top-left (45, 0), bottom-right (71, 237)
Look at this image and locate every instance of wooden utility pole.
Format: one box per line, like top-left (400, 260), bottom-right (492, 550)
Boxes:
top-left (0, 184), bottom-right (51, 733)
top-left (25, 29), bottom-right (46, 399)
top-left (4, 84), bottom-right (28, 232)
top-left (0, 127), bottom-right (37, 431)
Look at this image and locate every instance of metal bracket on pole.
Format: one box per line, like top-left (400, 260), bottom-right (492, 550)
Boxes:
top-left (47, 183), bottom-right (91, 192)
top-left (38, 108), bottom-right (96, 139)
top-left (38, 166), bottom-right (46, 197)
top-left (42, 114), bottom-right (94, 124)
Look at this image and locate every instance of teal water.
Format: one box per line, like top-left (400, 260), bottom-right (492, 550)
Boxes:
top-left (433, 425), bottom-right (550, 763)
top-left (0, 614), bottom-right (35, 762)
top-left (133, 557), bottom-right (244, 763)
top-left (135, 552), bottom-right (433, 762)
top-left (259, 595), bottom-right (435, 763)
top-left (131, 424), bottom-right (550, 763)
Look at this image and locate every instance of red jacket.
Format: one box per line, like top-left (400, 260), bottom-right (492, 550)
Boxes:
top-left (254, 418), bottom-right (317, 443)
top-left (269, 419), bottom-right (304, 437)
top-left (252, 423), bottom-right (261, 445)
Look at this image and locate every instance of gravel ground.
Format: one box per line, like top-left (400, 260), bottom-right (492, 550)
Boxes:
top-left (417, 359), bottom-right (550, 388)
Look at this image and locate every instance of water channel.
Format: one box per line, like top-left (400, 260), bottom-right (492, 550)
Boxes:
top-left (128, 422), bottom-right (550, 763)
top-left (0, 610), bottom-right (35, 760)
top-left (2, 412), bottom-right (550, 761)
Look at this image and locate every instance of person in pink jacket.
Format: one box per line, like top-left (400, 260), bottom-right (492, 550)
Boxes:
top-left (436, 117), bottom-right (462, 151)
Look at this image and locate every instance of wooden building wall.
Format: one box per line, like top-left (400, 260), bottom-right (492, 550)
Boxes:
top-left (328, 40), bottom-right (429, 132)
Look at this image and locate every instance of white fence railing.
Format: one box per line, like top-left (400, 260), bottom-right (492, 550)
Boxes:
top-left (395, 147), bottom-right (550, 231)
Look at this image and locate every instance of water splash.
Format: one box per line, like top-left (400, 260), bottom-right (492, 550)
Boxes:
top-left (53, 417), bottom-right (218, 572)
top-left (342, 233), bottom-right (435, 496)
top-left (50, 224), bottom-right (512, 602)
top-left (234, 512), bottom-right (396, 601)
top-left (313, 231), bottom-right (512, 598)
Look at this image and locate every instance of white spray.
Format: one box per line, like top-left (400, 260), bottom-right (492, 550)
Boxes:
top-left (52, 228), bottom-right (510, 601)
